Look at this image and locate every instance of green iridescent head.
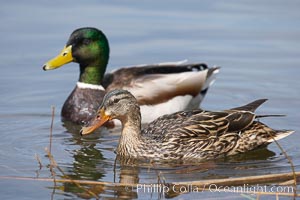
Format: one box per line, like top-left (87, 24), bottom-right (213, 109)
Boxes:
top-left (43, 27), bottom-right (110, 84)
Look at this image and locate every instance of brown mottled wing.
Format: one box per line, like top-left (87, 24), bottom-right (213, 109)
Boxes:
top-left (173, 110), bottom-right (255, 139)
top-left (223, 111), bottom-right (256, 132)
top-left (224, 99), bottom-right (268, 131)
top-left (180, 99), bottom-right (268, 136)
top-left (143, 110), bottom-right (256, 142)
top-left (142, 110), bottom-right (227, 141)
top-left (143, 110), bottom-right (206, 139)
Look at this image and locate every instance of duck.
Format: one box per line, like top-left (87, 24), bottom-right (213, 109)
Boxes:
top-left (42, 27), bottom-right (219, 125)
top-left (80, 89), bottom-right (294, 161)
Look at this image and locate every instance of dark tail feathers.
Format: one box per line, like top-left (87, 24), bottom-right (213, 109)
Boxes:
top-left (230, 99), bottom-right (268, 112)
top-left (256, 114), bottom-right (286, 118)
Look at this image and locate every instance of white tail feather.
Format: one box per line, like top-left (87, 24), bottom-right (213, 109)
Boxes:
top-left (202, 67), bottom-right (220, 91)
top-left (267, 130), bottom-right (295, 143)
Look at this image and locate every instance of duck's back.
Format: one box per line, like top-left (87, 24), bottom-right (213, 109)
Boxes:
top-left (139, 99), bottom-right (293, 160)
top-left (143, 99), bottom-right (267, 140)
top-left (142, 108), bottom-right (255, 142)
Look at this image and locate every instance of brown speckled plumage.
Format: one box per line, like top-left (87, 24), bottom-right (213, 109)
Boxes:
top-left (81, 90), bottom-right (294, 161)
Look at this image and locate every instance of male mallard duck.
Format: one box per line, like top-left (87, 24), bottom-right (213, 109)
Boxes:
top-left (80, 89), bottom-right (294, 161)
top-left (42, 27), bottom-right (219, 125)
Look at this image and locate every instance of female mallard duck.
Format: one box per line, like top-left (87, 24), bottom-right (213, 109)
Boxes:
top-left (80, 89), bottom-right (294, 161)
top-left (42, 27), bottom-right (219, 125)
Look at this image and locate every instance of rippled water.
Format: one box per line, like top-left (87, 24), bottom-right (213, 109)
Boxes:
top-left (0, 1), bottom-right (300, 199)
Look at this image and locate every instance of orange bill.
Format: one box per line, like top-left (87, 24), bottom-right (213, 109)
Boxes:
top-left (80, 108), bottom-right (111, 136)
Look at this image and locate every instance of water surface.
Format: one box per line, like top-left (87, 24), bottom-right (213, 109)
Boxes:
top-left (0, 1), bottom-right (299, 199)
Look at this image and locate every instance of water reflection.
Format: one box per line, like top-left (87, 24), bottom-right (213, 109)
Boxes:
top-left (58, 122), bottom-right (105, 198)
top-left (62, 121), bottom-right (83, 135)
top-left (1, 0), bottom-right (299, 199)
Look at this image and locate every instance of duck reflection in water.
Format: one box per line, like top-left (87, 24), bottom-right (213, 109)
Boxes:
top-left (58, 122), bottom-right (138, 199)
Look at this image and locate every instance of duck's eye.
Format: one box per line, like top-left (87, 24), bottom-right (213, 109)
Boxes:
top-left (83, 39), bottom-right (91, 45)
top-left (113, 99), bottom-right (120, 104)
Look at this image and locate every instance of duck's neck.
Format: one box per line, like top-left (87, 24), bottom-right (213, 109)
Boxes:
top-left (117, 108), bottom-right (143, 157)
top-left (79, 59), bottom-right (108, 85)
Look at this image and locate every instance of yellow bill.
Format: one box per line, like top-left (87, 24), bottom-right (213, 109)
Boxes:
top-left (43, 45), bottom-right (73, 70)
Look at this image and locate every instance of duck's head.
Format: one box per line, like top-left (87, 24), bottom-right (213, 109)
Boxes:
top-left (43, 27), bottom-right (110, 84)
top-left (80, 89), bottom-right (140, 135)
